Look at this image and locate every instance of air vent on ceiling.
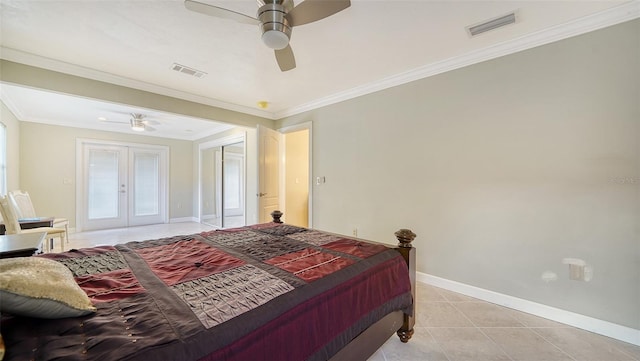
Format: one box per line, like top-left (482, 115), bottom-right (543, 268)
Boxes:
top-left (467, 12), bottom-right (517, 37)
top-left (171, 63), bottom-right (207, 78)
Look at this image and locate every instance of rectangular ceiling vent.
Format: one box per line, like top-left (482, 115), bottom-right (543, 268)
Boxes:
top-left (171, 63), bottom-right (207, 78)
top-left (467, 12), bottom-right (517, 37)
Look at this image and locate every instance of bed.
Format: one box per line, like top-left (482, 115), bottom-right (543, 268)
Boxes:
top-left (0, 211), bottom-right (416, 361)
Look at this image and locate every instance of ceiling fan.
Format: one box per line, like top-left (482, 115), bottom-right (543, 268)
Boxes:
top-left (184, 0), bottom-right (351, 72)
top-left (99, 113), bottom-right (158, 132)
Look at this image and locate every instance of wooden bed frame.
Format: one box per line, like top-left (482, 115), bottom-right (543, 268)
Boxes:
top-left (269, 211), bottom-right (416, 360)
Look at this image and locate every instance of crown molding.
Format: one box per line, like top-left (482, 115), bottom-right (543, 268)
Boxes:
top-left (0, 47), bottom-right (276, 120)
top-left (274, 0), bottom-right (640, 119)
top-left (0, 85), bottom-right (25, 120)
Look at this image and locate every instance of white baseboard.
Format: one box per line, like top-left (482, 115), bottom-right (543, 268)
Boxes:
top-left (418, 272), bottom-right (640, 346)
top-left (169, 217), bottom-right (198, 223)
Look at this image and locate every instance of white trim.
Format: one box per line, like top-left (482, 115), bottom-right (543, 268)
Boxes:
top-left (418, 272), bottom-right (640, 346)
top-left (169, 216), bottom-right (198, 223)
top-left (273, 1), bottom-right (640, 119)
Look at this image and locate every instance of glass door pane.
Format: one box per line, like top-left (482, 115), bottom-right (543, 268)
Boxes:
top-left (87, 149), bottom-right (121, 220)
top-left (133, 152), bottom-right (159, 216)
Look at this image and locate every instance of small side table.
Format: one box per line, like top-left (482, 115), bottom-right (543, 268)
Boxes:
top-left (0, 232), bottom-right (46, 258)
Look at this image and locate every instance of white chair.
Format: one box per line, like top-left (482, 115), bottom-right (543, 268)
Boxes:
top-left (0, 194), bottom-right (66, 253)
top-left (8, 190), bottom-right (70, 247)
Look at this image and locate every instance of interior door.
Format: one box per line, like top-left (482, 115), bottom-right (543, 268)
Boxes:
top-left (82, 144), bottom-right (128, 230)
top-left (127, 147), bottom-right (167, 227)
top-left (258, 125), bottom-right (281, 223)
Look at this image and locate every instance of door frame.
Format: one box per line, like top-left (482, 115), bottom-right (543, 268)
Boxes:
top-left (75, 138), bottom-right (169, 232)
top-left (278, 121), bottom-right (313, 228)
top-left (197, 132), bottom-right (247, 227)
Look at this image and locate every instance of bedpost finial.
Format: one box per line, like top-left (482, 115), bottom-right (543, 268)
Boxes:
top-left (271, 210), bottom-right (283, 223)
top-left (395, 229), bottom-right (416, 248)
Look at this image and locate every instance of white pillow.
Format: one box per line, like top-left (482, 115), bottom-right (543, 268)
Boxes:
top-left (0, 257), bottom-right (97, 318)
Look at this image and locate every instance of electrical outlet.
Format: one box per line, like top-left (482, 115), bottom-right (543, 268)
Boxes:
top-left (352, 228), bottom-right (358, 237)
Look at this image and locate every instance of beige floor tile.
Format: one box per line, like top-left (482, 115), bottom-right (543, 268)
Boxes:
top-left (428, 327), bottom-right (510, 361)
top-left (417, 302), bottom-right (475, 327)
top-left (503, 309), bottom-right (571, 328)
top-left (435, 287), bottom-right (480, 302)
top-left (483, 328), bottom-right (573, 361)
top-left (454, 301), bottom-right (525, 327)
top-left (534, 328), bottom-right (635, 361)
top-left (417, 283), bottom-right (448, 302)
top-left (612, 340), bottom-right (640, 360)
top-left (380, 328), bottom-right (449, 361)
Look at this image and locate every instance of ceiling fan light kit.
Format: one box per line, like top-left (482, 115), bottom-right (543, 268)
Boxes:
top-left (184, 0), bottom-right (351, 71)
top-left (259, 2), bottom-right (292, 50)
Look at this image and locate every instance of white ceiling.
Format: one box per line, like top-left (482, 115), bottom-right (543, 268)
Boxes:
top-left (1, 0), bottom-right (637, 140)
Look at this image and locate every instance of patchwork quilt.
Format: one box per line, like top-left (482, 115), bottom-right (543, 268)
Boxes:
top-left (1, 223), bottom-right (412, 361)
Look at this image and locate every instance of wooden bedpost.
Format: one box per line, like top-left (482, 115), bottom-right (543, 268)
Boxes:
top-left (394, 228), bottom-right (416, 343)
top-left (270, 210), bottom-right (283, 223)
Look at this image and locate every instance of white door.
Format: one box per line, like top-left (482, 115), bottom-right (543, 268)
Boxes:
top-left (258, 125), bottom-right (281, 223)
top-left (80, 142), bottom-right (167, 231)
top-left (128, 147), bottom-right (167, 227)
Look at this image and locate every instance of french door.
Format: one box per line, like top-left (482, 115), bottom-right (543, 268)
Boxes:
top-left (78, 141), bottom-right (168, 231)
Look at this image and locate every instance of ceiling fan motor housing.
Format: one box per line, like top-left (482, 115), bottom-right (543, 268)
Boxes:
top-left (258, 2), bottom-right (292, 50)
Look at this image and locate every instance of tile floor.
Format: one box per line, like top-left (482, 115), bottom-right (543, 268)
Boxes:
top-left (370, 283), bottom-right (640, 361)
top-left (63, 223), bottom-right (640, 361)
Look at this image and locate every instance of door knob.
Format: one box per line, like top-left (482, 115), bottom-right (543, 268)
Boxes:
top-left (257, 192), bottom-right (267, 197)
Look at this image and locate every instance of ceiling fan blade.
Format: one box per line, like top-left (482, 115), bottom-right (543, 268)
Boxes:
top-left (286, 0), bottom-right (351, 27)
top-left (184, 0), bottom-right (259, 25)
top-left (275, 45), bottom-right (296, 72)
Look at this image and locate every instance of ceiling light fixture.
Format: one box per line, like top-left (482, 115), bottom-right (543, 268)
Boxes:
top-left (257, 101), bottom-right (269, 109)
top-left (258, 2), bottom-right (291, 50)
top-left (130, 116), bottom-right (146, 132)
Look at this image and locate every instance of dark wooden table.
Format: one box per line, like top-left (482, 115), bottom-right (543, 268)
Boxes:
top-left (0, 217), bottom-right (54, 235)
top-left (0, 232), bottom-right (46, 258)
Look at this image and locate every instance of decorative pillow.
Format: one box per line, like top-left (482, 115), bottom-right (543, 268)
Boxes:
top-left (0, 257), bottom-right (97, 319)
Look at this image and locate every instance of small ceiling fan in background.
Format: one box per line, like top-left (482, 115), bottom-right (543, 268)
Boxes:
top-left (184, 0), bottom-right (351, 71)
top-left (99, 113), bottom-right (158, 132)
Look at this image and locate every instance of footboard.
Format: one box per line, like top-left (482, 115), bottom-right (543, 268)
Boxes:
top-left (269, 211), bottom-right (416, 359)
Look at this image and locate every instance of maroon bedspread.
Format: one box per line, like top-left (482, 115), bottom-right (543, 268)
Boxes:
top-left (2, 223), bottom-right (412, 361)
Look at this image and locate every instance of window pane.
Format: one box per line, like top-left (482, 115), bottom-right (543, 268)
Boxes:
top-left (88, 150), bottom-right (119, 219)
top-left (134, 152), bottom-right (159, 216)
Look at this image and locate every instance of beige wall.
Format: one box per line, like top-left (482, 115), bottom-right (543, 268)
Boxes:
top-left (1, 101), bottom-right (20, 191)
top-left (19, 121), bottom-right (195, 227)
top-left (284, 130), bottom-right (309, 227)
top-left (278, 20), bottom-right (640, 329)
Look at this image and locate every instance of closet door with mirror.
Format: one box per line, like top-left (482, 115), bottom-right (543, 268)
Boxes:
top-left (199, 136), bottom-right (245, 229)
